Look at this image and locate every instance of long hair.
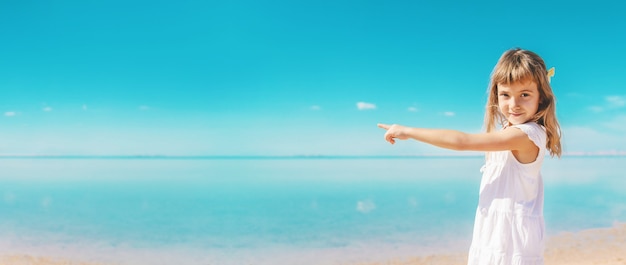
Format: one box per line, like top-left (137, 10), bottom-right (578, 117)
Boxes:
top-left (484, 48), bottom-right (562, 157)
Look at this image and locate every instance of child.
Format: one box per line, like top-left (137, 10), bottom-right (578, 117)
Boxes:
top-left (378, 48), bottom-right (561, 265)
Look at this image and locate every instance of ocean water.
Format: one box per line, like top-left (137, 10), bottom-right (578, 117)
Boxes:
top-left (0, 157), bottom-right (625, 265)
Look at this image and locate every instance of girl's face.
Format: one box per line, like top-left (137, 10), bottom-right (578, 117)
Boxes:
top-left (497, 79), bottom-right (540, 125)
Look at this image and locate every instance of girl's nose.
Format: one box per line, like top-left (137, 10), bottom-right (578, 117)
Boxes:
top-left (510, 97), bottom-right (520, 108)
top-left (513, 97), bottom-right (521, 105)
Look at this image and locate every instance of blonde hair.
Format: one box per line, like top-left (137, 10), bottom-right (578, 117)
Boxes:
top-left (484, 48), bottom-right (562, 157)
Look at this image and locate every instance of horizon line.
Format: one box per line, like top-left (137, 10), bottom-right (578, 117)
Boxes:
top-left (1, 153), bottom-right (626, 159)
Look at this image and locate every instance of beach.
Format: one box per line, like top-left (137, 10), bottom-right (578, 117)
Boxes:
top-left (544, 222), bottom-right (626, 265)
top-left (354, 222), bottom-right (626, 265)
top-left (1, 222), bottom-right (624, 265)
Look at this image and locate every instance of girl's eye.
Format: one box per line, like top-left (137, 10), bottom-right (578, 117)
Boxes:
top-left (499, 94), bottom-right (509, 98)
top-left (521, 93), bottom-right (530, 97)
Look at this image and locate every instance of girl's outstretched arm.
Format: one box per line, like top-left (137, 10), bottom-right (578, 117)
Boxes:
top-left (377, 123), bottom-right (536, 153)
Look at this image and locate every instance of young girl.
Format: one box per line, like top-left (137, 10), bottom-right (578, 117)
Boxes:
top-left (378, 48), bottom-right (561, 265)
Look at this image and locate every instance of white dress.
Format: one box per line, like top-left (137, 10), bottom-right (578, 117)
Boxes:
top-left (468, 122), bottom-right (547, 265)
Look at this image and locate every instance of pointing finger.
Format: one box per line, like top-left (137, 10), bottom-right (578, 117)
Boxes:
top-left (377, 123), bottom-right (390, 130)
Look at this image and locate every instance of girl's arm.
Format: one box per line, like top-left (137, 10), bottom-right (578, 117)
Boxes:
top-left (377, 123), bottom-right (536, 153)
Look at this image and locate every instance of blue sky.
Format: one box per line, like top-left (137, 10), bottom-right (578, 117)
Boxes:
top-left (1, 0), bottom-right (625, 156)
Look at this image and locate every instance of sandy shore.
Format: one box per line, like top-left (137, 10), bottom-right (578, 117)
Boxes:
top-left (354, 222), bottom-right (626, 265)
top-left (0, 255), bottom-right (105, 265)
top-left (1, 223), bottom-right (625, 265)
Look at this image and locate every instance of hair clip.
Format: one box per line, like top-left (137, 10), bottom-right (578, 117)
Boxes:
top-left (547, 67), bottom-right (555, 83)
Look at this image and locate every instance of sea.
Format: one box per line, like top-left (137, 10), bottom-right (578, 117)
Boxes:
top-left (1, 156), bottom-right (625, 265)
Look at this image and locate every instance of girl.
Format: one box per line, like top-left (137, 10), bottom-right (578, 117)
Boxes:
top-left (378, 48), bottom-right (561, 265)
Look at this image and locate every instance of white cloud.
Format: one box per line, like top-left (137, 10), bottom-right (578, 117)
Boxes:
top-left (407, 106), bottom-right (418, 112)
top-left (310, 105), bottom-right (321, 111)
top-left (43, 107), bottom-right (52, 112)
top-left (4, 111), bottom-right (16, 117)
top-left (589, 96), bottom-right (626, 112)
top-left (606, 96), bottom-right (625, 108)
top-left (561, 123), bottom-right (626, 154)
top-left (603, 115), bottom-right (626, 133)
top-left (443, 111), bottom-right (455, 117)
top-left (356, 199), bottom-right (376, 213)
top-left (356, 102), bottom-right (376, 110)
top-left (588, 106), bottom-right (603, 113)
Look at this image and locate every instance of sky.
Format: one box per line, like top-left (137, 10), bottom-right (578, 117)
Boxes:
top-left (1, 0), bottom-right (625, 156)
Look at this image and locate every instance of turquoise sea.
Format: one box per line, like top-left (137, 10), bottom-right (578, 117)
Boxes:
top-left (1, 157), bottom-right (625, 264)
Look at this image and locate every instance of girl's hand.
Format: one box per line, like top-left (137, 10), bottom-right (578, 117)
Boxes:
top-left (377, 123), bottom-right (410, 144)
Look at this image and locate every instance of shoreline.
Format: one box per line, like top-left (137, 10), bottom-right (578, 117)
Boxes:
top-left (1, 223), bottom-right (625, 265)
top-left (354, 222), bottom-right (626, 265)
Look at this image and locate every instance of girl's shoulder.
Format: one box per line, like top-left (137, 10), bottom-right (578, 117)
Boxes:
top-left (511, 122), bottom-right (547, 149)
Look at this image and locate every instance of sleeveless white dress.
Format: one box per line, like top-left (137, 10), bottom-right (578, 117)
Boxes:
top-left (468, 122), bottom-right (547, 265)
